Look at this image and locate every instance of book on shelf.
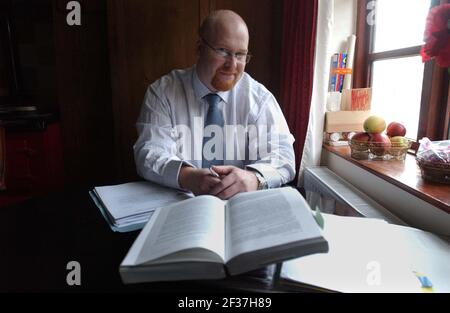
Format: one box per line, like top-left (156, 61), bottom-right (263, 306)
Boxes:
top-left (329, 53), bottom-right (347, 92)
top-left (89, 181), bottom-right (193, 232)
top-left (119, 187), bottom-right (329, 284)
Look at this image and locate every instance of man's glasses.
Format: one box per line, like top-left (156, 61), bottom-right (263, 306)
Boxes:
top-left (201, 37), bottom-right (252, 64)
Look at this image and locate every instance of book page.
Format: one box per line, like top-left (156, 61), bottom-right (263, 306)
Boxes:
top-left (280, 214), bottom-right (424, 292)
top-left (389, 225), bottom-right (450, 292)
top-left (132, 195), bottom-right (226, 265)
top-left (225, 187), bottom-right (322, 262)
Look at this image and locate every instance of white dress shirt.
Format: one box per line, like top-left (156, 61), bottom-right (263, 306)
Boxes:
top-left (134, 66), bottom-right (295, 189)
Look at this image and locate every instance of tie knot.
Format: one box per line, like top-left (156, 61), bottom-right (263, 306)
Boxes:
top-left (204, 93), bottom-right (221, 107)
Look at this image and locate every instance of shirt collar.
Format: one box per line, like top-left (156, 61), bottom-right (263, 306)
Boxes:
top-left (192, 65), bottom-right (232, 104)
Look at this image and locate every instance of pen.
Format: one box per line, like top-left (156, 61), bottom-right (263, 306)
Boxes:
top-left (209, 166), bottom-right (220, 178)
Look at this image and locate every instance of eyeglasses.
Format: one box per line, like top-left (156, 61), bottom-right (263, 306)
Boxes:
top-left (201, 37), bottom-right (252, 64)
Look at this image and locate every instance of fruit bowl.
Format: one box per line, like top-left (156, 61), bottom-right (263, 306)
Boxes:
top-left (388, 140), bottom-right (412, 160)
top-left (349, 139), bottom-right (412, 161)
top-left (369, 141), bottom-right (391, 159)
top-left (349, 139), bottom-right (370, 160)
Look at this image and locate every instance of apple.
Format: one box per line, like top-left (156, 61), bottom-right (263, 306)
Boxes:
top-left (364, 116), bottom-right (386, 134)
top-left (389, 136), bottom-right (409, 158)
top-left (390, 136), bottom-right (408, 147)
top-left (386, 122), bottom-right (407, 137)
top-left (351, 132), bottom-right (370, 142)
top-left (350, 132), bottom-right (370, 159)
top-left (368, 133), bottom-right (391, 156)
top-left (369, 133), bottom-right (391, 143)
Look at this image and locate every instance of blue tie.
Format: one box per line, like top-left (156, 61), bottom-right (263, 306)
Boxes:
top-left (202, 93), bottom-right (224, 168)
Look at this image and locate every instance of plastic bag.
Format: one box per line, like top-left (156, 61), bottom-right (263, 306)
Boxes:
top-left (416, 137), bottom-right (450, 164)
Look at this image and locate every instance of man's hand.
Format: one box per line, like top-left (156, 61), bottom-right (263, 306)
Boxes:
top-left (178, 166), bottom-right (221, 196)
top-left (209, 165), bottom-right (258, 200)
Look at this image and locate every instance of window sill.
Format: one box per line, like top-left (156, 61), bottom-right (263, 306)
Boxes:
top-left (322, 144), bottom-right (450, 214)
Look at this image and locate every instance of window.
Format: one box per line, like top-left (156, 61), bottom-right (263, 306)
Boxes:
top-left (354, 0), bottom-right (450, 143)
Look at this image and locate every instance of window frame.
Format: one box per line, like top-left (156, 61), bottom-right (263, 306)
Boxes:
top-left (354, 0), bottom-right (450, 149)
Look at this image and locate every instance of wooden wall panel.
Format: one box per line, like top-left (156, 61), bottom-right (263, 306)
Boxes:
top-left (53, 0), bottom-right (115, 186)
top-left (108, 0), bottom-right (202, 181)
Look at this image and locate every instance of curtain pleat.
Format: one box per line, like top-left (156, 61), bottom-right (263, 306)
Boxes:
top-left (280, 0), bottom-right (318, 182)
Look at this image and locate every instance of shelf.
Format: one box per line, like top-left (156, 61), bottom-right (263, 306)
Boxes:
top-left (323, 144), bottom-right (450, 214)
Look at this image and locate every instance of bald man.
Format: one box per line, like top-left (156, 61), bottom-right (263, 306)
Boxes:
top-left (134, 10), bottom-right (295, 200)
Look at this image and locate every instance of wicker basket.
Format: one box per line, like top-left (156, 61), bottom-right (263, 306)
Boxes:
top-left (417, 159), bottom-right (450, 184)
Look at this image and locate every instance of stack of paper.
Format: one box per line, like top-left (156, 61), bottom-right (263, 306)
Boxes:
top-left (280, 214), bottom-right (450, 293)
top-left (90, 181), bottom-right (193, 232)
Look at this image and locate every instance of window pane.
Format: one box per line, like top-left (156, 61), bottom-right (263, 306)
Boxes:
top-left (373, 0), bottom-right (431, 53)
top-left (371, 56), bottom-right (424, 139)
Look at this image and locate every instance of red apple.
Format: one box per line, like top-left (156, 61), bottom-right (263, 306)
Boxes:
top-left (368, 133), bottom-right (391, 156)
top-left (369, 133), bottom-right (391, 145)
top-left (386, 122), bottom-right (407, 137)
top-left (351, 132), bottom-right (370, 142)
top-left (350, 132), bottom-right (370, 159)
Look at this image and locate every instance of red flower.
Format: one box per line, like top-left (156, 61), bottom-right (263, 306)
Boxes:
top-left (420, 4), bottom-right (450, 68)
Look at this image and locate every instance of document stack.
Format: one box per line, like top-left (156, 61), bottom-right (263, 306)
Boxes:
top-left (90, 181), bottom-right (193, 232)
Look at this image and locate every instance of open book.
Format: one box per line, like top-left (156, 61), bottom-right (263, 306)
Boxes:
top-left (120, 187), bottom-right (328, 283)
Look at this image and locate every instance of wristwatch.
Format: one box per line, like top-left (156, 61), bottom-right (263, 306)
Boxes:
top-left (253, 171), bottom-right (268, 190)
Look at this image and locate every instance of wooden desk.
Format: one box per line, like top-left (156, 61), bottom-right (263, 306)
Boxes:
top-left (0, 188), bottom-right (287, 292)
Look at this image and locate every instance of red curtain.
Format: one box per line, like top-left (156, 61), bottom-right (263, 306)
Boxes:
top-left (280, 0), bottom-right (318, 179)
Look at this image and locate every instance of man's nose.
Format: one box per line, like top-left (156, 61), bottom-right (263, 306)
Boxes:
top-left (224, 55), bottom-right (238, 69)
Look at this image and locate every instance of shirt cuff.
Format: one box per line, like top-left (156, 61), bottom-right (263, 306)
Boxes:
top-left (245, 164), bottom-right (282, 189)
top-left (162, 159), bottom-right (195, 190)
